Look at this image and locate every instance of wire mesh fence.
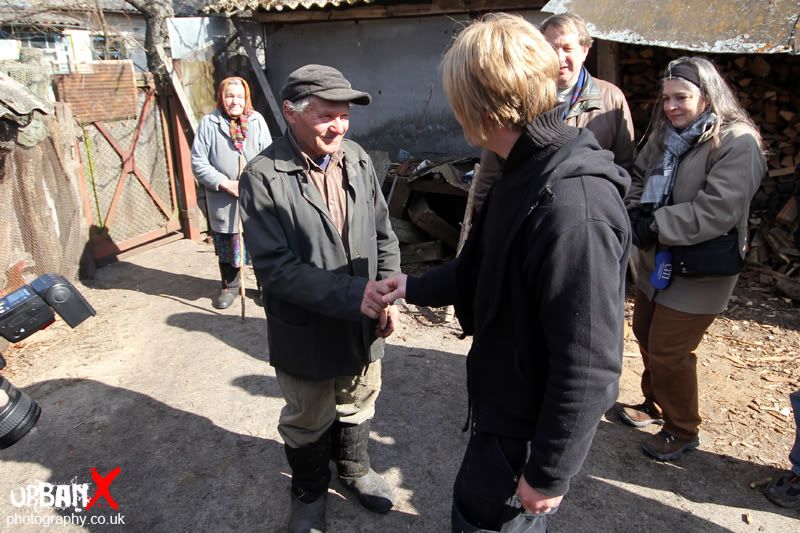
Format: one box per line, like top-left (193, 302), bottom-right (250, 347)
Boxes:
top-left (76, 87), bottom-right (176, 248)
top-left (1, 49), bottom-right (85, 295)
top-left (2, 52), bottom-right (179, 295)
top-left (0, 119), bottom-right (85, 294)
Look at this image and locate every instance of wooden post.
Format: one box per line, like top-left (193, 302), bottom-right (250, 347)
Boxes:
top-left (171, 99), bottom-right (202, 241)
top-left (444, 162), bottom-right (480, 322)
top-left (232, 17), bottom-right (285, 134)
top-left (155, 44), bottom-right (198, 134)
top-left (596, 40), bottom-right (619, 86)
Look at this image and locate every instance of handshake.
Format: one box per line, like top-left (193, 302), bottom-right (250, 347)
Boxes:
top-left (359, 273), bottom-right (409, 338)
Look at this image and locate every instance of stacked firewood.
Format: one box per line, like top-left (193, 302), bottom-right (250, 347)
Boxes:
top-left (381, 156), bottom-right (477, 265)
top-left (618, 46), bottom-right (800, 300)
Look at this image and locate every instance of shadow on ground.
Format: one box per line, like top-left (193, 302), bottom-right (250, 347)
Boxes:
top-left (4, 352), bottom-right (794, 532)
top-left (560, 406), bottom-right (800, 530)
top-left (3, 379), bottom-right (285, 531)
top-left (166, 312), bottom-right (270, 364)
top-left (86, 261), bottom-right (221, 303)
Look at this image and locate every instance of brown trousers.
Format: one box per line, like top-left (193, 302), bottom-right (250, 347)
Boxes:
top-left (632, 288), bottom-right (716, 439)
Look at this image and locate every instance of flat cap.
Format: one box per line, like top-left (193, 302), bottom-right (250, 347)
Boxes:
top-left (280, 64), bottom-right (371, 106)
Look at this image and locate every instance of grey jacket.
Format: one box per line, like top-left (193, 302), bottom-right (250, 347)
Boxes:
top-left (239, 135), bottom-right (401, 380)
top-left (191, 109), bottom-right (272, 233)
top-left (627, 123), bottom-right (766, 314)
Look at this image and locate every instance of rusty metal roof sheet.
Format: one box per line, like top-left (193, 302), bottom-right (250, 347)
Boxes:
top-left (0, 9), bottom-right (86, 29)
top-left (0, 71), bottom-right (52, 125)
top-left (542, 0), bottom-right (800, 54)
top-left (204, 0), bottom-right (375, 14)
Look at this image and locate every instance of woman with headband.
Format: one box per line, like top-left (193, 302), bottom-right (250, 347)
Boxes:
top-left (619, 57), bottom-right (766, 460)
top-left (192, 77), bottom-right (272, 309)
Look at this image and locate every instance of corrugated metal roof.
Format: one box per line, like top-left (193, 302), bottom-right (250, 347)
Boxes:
top-left (205, 0), bottom-right (375, 14)
top-left (542, 0), bottom-right (800, 54)
top-left (0, 10), bottom-right (86, 29)
top-left (0, 71), bottom-right (52, 125)
top-left (13, 0), bottom-right (139, 14)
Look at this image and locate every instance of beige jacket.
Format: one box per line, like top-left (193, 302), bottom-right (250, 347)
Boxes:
top-left (473, 72), bottom-right (634, 213)
top-left (627, 123), bottom-right (766, 314)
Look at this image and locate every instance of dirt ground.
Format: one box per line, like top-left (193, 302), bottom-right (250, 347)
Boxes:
top-left (0, 238), bottom-right (798, 532)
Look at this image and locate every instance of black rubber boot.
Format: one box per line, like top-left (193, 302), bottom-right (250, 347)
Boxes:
top-left (331, 420), bottom-right (395, 513)
top-left (284, 436), bottom-right (331, 533)
top-left (212, 263), bottom-right (240, 309)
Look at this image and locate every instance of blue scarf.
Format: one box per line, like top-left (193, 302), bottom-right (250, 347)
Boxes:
top-left (640, 111), bottom-right (717, 208)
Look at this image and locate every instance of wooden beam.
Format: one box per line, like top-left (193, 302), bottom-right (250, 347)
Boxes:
top-left (390, 217), bottom-right (428, 244)
top-left (253, 1), bottom-right (546, 23)
top-left (400, 241), bottom-right (444, 265)
top-left (596, 40), bottom-right (619, 86)
top-left (407, 196), bottom-right (459, 248)
top-left (794, 15), bottom-right (800, 54)
top-left (232, 17), bottom-right (286, 134)
top-left (386, 175), bottom-right (412, 218)
top-left (409, 179), bottom-right (468, 197)
top-left (155, 44), bottom-right (198, 134)
top-left (171, 96), bottom-right (202, 241)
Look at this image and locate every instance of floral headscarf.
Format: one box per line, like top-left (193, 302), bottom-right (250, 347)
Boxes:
top-left (217, 77), bottom-right (254, 152)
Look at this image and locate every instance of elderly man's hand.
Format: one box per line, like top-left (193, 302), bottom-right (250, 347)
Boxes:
top-left (360, 280), bottom-right (388, 319)
top-left (375, 305), bottom-right (399, 338)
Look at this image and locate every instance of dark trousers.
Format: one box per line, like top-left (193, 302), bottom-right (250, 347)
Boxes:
top-left (452, 431), bottom-right (552, 533)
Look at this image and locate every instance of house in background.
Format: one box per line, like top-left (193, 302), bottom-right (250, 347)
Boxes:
top-left (0, 1), bottom-right (151, 73)
top-left (204, 0), bottom-right (799, 159)
top-left (204, 0), bottom-right (553, 157)
top-left (0, 0), bottom-right (220, 75)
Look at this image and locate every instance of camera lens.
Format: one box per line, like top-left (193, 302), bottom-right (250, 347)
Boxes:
top-left (0, 376), bottom-right (41, 449)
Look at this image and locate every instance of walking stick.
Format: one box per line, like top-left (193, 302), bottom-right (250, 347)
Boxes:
top-left (237, 153), bottom-right (246, 321)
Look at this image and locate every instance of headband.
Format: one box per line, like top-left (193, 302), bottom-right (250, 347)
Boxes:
top-left (662, 62), bottom-right (701, 89)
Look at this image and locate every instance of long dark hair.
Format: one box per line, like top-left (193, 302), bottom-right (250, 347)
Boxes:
top-left (650, 57), bottom-right (762, 151)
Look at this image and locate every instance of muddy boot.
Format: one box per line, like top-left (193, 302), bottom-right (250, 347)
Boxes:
top-left (285, 436), bottom-right (331, 533)
top-left (288, 493), bottom-right (326, 533)
top-left (212, 263), bottom-right (240, 309)
top-left (331, 420), bottom-right (394, 513)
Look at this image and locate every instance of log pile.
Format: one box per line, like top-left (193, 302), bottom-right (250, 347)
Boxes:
top-left (381, 155), bottom-right (477, 265)
top-left (618, 46), bottom-right (800, 300)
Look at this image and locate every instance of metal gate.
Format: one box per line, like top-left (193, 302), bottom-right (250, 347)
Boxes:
top-left (76, 82), bottom-right (181, 261)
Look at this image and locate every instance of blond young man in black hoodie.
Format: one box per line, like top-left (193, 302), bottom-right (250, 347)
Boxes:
top-left (380, 14), bottom-right (630, 532)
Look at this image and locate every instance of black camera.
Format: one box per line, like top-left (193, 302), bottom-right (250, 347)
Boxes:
top-left (0, 274), bottom-right (95, 448)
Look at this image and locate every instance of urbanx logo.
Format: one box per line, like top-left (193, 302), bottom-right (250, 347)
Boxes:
top-left (10, 467), bottom-right (121, 512)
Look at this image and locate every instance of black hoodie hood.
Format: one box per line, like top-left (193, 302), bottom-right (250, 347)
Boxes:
top-left (503, 106), bottom-right (631, 204)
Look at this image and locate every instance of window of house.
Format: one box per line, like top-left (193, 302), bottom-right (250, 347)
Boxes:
top-left (92, 34), bottom-right (126, 61)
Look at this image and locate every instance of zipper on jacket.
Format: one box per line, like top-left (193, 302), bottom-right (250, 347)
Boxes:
top-left (528, 185), bottom-right (555, 216)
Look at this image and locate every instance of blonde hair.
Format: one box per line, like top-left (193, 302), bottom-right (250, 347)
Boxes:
top-left (540, 12), bottom-right (593, 48)
top-left (441, 13), bottom-right (559, 143)
top-left (652, 56), bottom-right (763, 150)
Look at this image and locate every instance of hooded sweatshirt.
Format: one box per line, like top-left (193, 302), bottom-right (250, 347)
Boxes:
top-left (406, 108), bottom-right (631, 497)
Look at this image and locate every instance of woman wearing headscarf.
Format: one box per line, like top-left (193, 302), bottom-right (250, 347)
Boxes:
top-left (192, 77), bottom-right (272, 309)
top-left (620, 57), bottom-right (766, 460)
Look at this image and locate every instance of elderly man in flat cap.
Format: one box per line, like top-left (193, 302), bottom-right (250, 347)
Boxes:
top-left (239, 64), bottom-right (400, 532)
